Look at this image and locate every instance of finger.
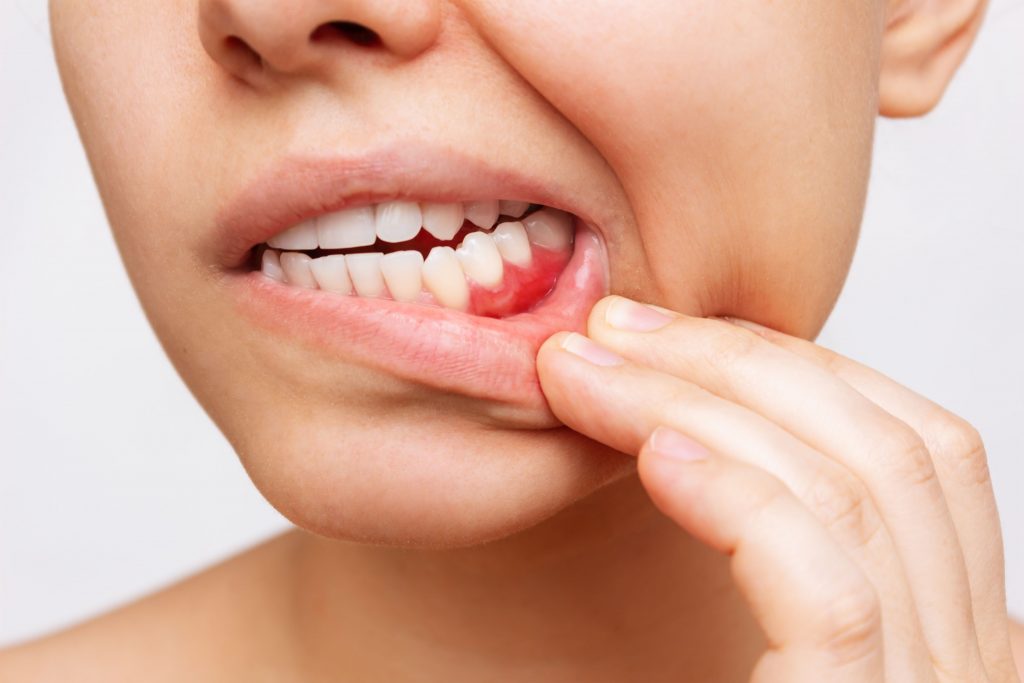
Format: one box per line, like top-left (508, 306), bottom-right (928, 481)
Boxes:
top-left (586, 296), bottom-right (983, 680)
top-left (537, 331), bottom-right (933, 681)
top-left (727, 317), bottom-right (1018, 680)
top-left (637, 427), bottom-right (884, 682)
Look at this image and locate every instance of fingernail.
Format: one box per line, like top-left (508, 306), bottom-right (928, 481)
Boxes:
top-left (560, 333), bottom-right (624, 367)
top-left (648, 427), bottom-right (710, 462)
top-left (605, 298), bottom-right (673, 332)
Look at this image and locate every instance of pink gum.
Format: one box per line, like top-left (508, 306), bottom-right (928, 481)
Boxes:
top-left (466, 245), bottom-right (571, 318)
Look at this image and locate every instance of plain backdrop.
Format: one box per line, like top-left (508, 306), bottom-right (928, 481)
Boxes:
top-left (2, 0), bottom-right (1022, 647)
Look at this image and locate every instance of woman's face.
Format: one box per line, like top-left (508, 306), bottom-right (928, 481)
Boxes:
top-left (50, 0), bottom-right (882, 547)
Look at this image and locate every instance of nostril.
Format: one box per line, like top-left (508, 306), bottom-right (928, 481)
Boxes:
top-left (311, 21), bottom-right (382, 48)
top-left (223, 35), bottom-right (263, 70)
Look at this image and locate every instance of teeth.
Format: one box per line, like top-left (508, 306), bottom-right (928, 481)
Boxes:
top-left (261, 248), bottom-right (285, 281)
top-left (345, 253), bottom-right (386, 298)
top-left (309, 254), bottom-right (353, 294)
top-left (492, 221), bottom-right (532, 268)
top-left (269, 201), bottom-right (570, 252)
top-left (317, 206), bottom-right (376, 249)
top-left (423, 246), bottom-right (470, 310)
top-left (380, 250), bottom-right (425, 302)
top-left (498, 200), bottom-right (530, 218)
top-left (421, 202), bottom-right (465, 241)
top-left (522, 208), bottom-right (574, 250)
top-left (280, 252), bottom-right (317, 288)
top-left (268, 219), bottom-right (318, 250)
top-left (263, 202), bottom-right (575, 310)
top-left (456, 232), bottom-right (504, 288)
top-left (375, 201), bottom-right (422, 243)
top-left (464, 200), bottom-right (500, 230)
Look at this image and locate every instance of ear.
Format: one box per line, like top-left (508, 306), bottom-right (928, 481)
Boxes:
top-left (879, 0), bottom-right (988, 117)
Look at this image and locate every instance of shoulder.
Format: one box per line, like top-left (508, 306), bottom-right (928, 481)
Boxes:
top-left (0, 531), bottom-right (300, 683)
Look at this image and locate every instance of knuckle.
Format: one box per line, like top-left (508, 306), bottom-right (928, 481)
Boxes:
top-left (816, 345), bottom-right (849, 376)
top-left (748, 475), bottom-right (792, 515)
top-left (802, 469), bottom-right (883, 550)
top-left (661, 381), bottom-right (715, 421)
top-left (923, 412), bottom-right (990, 488)
top-left (871, 423), bottom-right (939, 490)
top-left (702, 324), bottom-right (763, 370)
top-left (734, 473), bottom-right (795, 540)
top-left (818, 581), bottom-right (882, 666)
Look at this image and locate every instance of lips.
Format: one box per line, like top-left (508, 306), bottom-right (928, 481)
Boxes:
top-left (212, 147), bottom-right (610, 410)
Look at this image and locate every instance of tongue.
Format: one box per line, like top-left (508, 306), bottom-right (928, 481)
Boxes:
top-left (467, 245), bottom-right (571, 318)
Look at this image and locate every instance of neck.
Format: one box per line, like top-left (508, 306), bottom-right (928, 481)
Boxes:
top-left (285, 474), bottom-right (763, 682)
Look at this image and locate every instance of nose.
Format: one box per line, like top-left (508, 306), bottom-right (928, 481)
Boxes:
top-left (198, 0), bottom-right (441, 82)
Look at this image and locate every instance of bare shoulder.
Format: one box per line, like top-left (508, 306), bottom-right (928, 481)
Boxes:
top-left (0, 531), bottom-right (300, 683)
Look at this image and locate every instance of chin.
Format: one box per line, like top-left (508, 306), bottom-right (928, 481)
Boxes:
top-left (230, 411), bottom-right (635, 549)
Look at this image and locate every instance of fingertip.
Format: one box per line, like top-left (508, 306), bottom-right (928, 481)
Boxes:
top-left (538, 330), bottom-right (575, 359)
top-left (535, 332), bottom-right (572, 389)
top-left (637, 427), bottom-right (713, 505)
top-left (586, 295), bottom-right (649, 336)
top-left (648, 426), bottom-right (712, 462)
top-left (585, 295), bottom-right (620, 332)
top-left (639, 425), bottom-right (709, 473)
top-left (536, 332), bottom-right (622, 402)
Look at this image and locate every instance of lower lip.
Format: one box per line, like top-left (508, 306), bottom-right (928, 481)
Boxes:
top-left (227, 223), bottom-right (608, 409)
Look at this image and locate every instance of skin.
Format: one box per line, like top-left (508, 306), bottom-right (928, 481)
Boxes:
top-left (2, 0), bottom-right (1018, 681)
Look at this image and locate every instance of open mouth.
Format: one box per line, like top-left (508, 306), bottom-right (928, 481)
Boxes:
top-left (218, 151), bottom-right (610, 417)
top-left (256, 200), bottom-right (575, 318)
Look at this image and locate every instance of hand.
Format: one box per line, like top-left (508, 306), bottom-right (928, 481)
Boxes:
top-left (536, 295), bottom-right (1021, 682)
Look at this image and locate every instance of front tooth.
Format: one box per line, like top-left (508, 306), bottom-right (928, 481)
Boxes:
top-left (317, 206), bottom-right (376, 249)
top-left (421, 202), bottom-right (464, 241)
top-left (375, 201), bottom-right (422, 243)
top-left (267, 219), bottom-right (318, 250)
top-left (422, 246), bottom-right (470, 310)
top-left (345, 253), bottom-right (386, 297)
top-left (280, 252), bottom-right (318, 288)
top-left (522, 208), bottom-right (574, 250)
top-left (498, 200), bottom-right (530, 218)
top-left (380, 250), bottom-right (424, 303)
top-left (309, 254), bottom-right (353, 294)
top-left (261, 248), bottom-right (285, 281)
top-left (464, 200), bottom-right (500, 230)
top-left (492, 221), bottom-right (532, 268)
top-left (455, 231), bottom-right (504, 288)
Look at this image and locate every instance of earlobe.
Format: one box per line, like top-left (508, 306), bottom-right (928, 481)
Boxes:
top-left (878, 0), bottom-right (988, 117)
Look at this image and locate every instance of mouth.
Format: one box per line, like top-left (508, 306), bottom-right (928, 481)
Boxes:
top-left (215, 150), bottom-right (609, 414)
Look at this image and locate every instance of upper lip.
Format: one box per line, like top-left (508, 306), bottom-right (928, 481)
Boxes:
top-left (210, 142), bottom-right (608, 270)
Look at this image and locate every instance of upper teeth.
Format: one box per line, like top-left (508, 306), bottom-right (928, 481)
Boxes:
top-left (260, 201), bottom-right (575, 312)
top-left (464, 200), bottom-right (500, 230)
top-left (268, 199), bottom-right (533, 250)
top-left (421, 202), bottom-right (464, 241)
top-left (375, 201), bottom-right (422, 243)
top-left (316, 206), bottom-right (375, 250)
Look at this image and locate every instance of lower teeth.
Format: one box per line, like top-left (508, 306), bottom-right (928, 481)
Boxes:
top-left (259, 208), bottom-right (575, 317)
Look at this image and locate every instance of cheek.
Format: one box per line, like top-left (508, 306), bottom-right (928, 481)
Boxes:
top-left (52, 1), bottom-right (214, 273)
top-left (472, 1), bottom-right (884, 336)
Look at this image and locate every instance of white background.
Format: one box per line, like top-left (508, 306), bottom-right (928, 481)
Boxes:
top-left (1, 0), bottom-right (1022, 647)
